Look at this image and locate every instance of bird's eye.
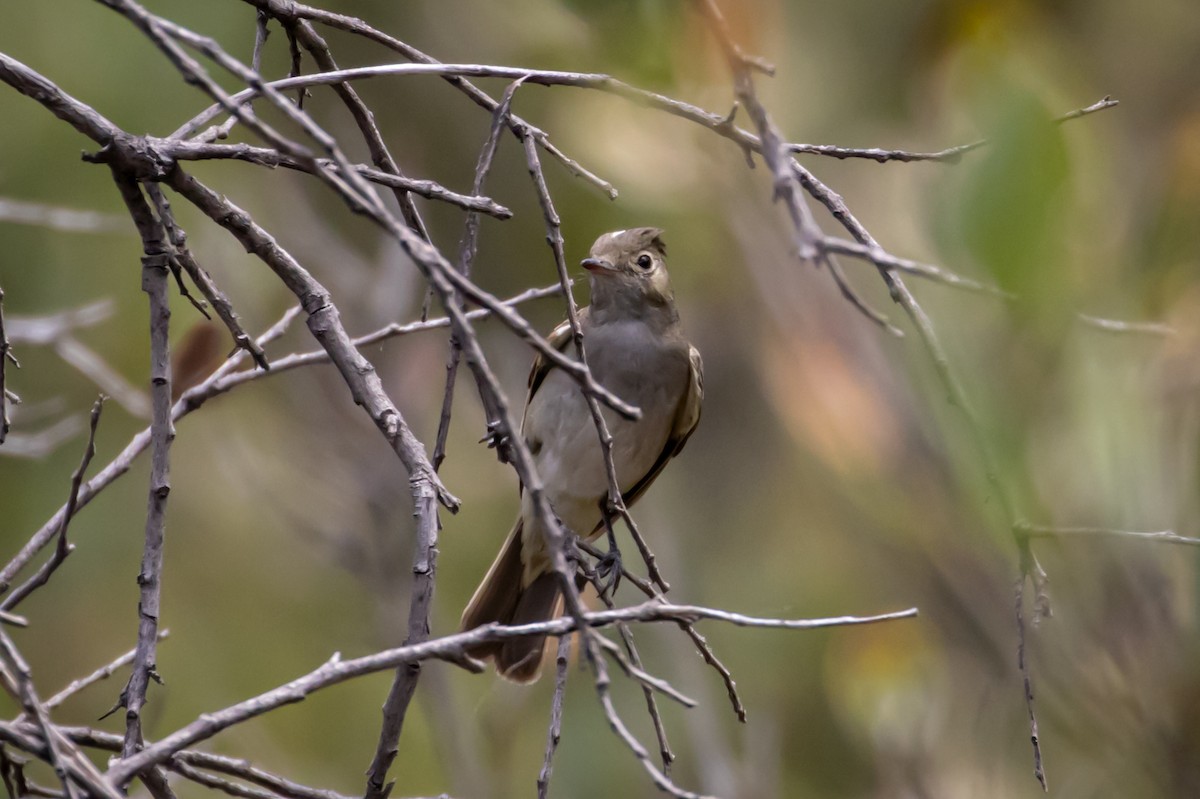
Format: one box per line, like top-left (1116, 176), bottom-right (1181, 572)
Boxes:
top-left (635, 254), bottom-right (653, 269)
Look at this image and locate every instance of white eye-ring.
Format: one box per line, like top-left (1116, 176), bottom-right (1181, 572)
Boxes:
top-left (635, 253), bottom-right (653, 269)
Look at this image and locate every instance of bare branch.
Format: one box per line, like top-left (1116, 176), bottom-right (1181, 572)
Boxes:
top-left (576, 540), bottom-right (746, 723)
top-left (819, 237), bottom-right (1010, 297)
top-left (238, 0), bottom-right (619, 198)
top-left (432, 77), bottom-right (523, 472)
top-left (105, 601), bottom-right (918, 785)
top-left (1023, 525), bottom-right (1200, 547)
top-left (145, 184), bottom-right (270, 370)
top-left (3, 300), bottom-right (115, 345)
top-left (1, 396), bottom-right (105, 611)
top-left (54, 336), bottom-right (150, 418)
top-left (285, 20), bottom-right (434, 242)
top-left (0, 630), bottom-right (123, 799)
top-left (107, 172), bottom-right (174, 780)
top-left (1014, 580), bottom-right (1047, 791)
top-left (536, 634), bottom-right (572, 799)
top-left (160, 141), bottom-right (511, 218)
top-left (50, 725), bottom-right (353, 799)
top-left (0, 611), bottom-right (28, 628)
top-left (166, 167), bottom-right (459, 510)
top-left (0, 287), bottom-right (12, 445)
top-left (1, 284), bottom-right (563, 596)
top-left (1074, 313), bottom-right (1175, 337)
top-left (0, 197), bottom-right (128, 234)
top-left (818, 252), bottom-right (903, 337)
top-left (788, 96), bottom-right (1120, 164)
top-left (45, 631), bottom-right (169, 711)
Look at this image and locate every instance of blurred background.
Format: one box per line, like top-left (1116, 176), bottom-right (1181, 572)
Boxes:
top-left (2, 0), bottom-right (1199, 796)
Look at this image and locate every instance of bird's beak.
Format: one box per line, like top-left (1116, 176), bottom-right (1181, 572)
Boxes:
top-left (581, 257), bottom-right (616, 274)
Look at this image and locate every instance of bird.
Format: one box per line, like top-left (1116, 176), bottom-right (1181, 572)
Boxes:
top-left (459, 227), bottom-right (703, 682)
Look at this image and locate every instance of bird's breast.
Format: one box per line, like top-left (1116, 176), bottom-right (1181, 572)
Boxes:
top-left (523, 320), bottom-right (689, 532)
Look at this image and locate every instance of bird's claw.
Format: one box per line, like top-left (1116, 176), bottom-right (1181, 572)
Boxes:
top-left (479, 421), bottom-right (512, 464)
top-left (595, 546), bottom-right (622, 598)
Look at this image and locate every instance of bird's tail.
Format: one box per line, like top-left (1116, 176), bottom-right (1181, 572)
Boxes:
top-left (460, 518), bottom-right (561, 683)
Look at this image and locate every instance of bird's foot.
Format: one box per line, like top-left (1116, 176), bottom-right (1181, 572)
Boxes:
top-left (479, 420), bottom-right (511, 463)
top-left (595, 545), bottom-right (622, 599)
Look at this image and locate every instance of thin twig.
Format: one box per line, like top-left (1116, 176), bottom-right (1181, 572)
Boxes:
top-left (251, 11), bottom-right (269, 74)
top-left (1, 396), bottom-right (105, 611)
top-left (576, 540), bottom-right (746, 722)
top-left (536, 634), bottom-right (572, 799)
top-left (819, 237), bottom-right (1009, 296)
top-left (1074, 313), bottom-right (1175, 337)
top-left (0, 630), bottom-right (122, 799)
top-left (1014, 579), bottom-right (1046, 791)
top-left (819, 252), bottom-right (903, 337)
top-left (45, 631), bottom-right (169, 711)
top-left (787, 97), bottom-right (1120, 164)
top-left (0, 611), bottom-right (28, 628)
top-left (157, 141), bottom-right (511, 218)
top-left (3, 284), bottom-right (563, 595)
top-left (105, 601), bottom-right (918, 785)
top-left (236, 0), bottom-right (619, 198)
top-left (0, 287), bottom-right (14, 445)
top-left (583, 571), bottom-right (676, 772)
top-left (166, 167), bottom-right (460, 509)
top-left (165, 759), bottom-right (278, 799)
top-left (51, 725), bottom-right (354, 799)
top-left (432, 78), bottom-right (523, 472)
top-left (0, 197), bottom-right (128, 233)
top-left (1023, 525), bottom-right (1200, 547)
top-left (145, 185), bottom-right (270, 370)
top-left (283, 19), bottom-right (434, 243)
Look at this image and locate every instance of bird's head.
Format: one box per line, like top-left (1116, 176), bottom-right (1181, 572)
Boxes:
top-left (580, 227), bottom-right (674, 316)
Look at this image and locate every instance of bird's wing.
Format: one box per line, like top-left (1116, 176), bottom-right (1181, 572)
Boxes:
top-left (593, 343), bottom-right (704, 531)
top-left (525, 312), bottom-right (580, 411)
top-left (517, 312), bottom-right (580, 478)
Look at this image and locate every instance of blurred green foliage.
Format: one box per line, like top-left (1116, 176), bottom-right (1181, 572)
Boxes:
top-left (2, 1), bottom-right (1199, 797)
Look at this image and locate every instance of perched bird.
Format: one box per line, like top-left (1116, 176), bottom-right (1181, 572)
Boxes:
top-left (460, 227), bottom-right (703, 682)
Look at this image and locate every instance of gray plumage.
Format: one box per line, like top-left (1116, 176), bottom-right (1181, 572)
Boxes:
top-left (460, 228), bottom-right (704, 682)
